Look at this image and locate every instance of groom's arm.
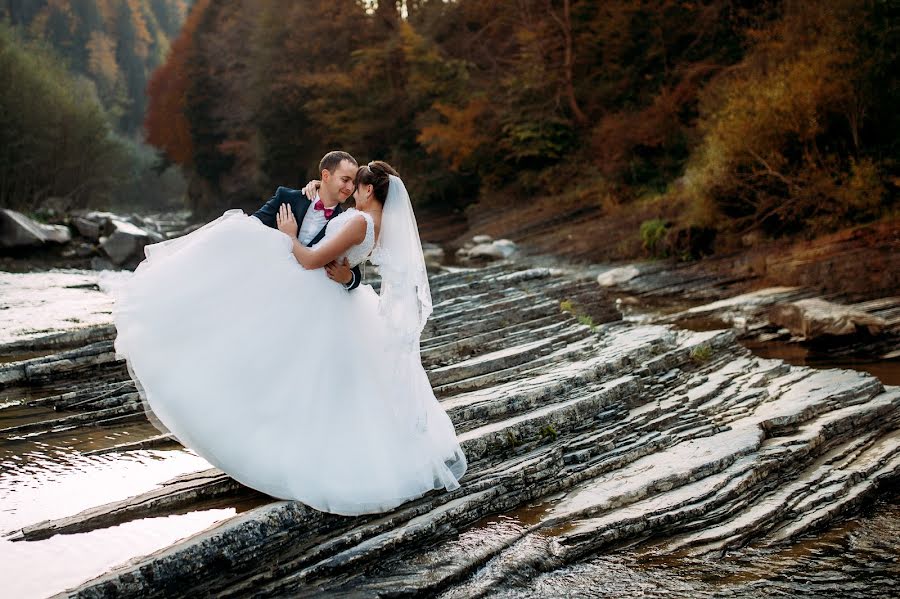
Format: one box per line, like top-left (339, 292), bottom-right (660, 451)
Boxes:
top-left (252, 187), bottom-right (295, 227)
top-left (347, 264), bottom-right (362, 291)
top-left (327, 259), bottom-right (362, 291)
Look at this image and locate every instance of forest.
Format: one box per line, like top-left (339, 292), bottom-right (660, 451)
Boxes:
top-left (0, 0), bottom-right (190, 212)
top-left (2, 0), bottom-right (898, 257)
top-left (145, 0), bottom-right (897, 255)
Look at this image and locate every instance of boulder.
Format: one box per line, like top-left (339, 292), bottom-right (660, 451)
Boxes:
top-left (464, 239), bottom-right (518, 261)
top-left (72, 217), bottom-right (103, 241)
top-left (472, 234), bottom-right (493, 244)
top-left (596, 265), bottom-right (641, 287)
top-left (39, 223), bottom-right (71, 244)
top-left (492, 239), bottom-right (517, 257)
top-left (72, 211), bottom-right (125, 241)
top-left (0, 209), bottom-right (71, 248)
top-left (768, 298), bottom-right (887, 340)
top-left (100, 219), bottom-right (151, 265)
top-left (466, 243), bottom-right (504, 260)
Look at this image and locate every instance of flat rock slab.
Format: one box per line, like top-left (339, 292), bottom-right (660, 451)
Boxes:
top-left (770, 298), bottom-right (888, 339)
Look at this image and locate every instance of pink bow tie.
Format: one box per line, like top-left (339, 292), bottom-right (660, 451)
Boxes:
top-left (314, 199), bottom-right (334, 219)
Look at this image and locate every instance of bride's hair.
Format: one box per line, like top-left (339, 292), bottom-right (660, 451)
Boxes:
top-left (355, 161), bottom-right (399, 205)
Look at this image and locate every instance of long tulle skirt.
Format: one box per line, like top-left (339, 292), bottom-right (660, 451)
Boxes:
top-left (107, 209), bottom-right (466, 516)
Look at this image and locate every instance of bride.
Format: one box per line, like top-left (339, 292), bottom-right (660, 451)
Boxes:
top-left (109, 160), bottom-right (467, 516)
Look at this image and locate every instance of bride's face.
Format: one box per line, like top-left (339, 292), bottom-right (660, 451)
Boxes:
top-left (353, 183), bottom-right (374, 209)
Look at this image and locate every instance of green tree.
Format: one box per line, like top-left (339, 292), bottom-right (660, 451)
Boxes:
top-left (0, 23), bottom-right (129, 210)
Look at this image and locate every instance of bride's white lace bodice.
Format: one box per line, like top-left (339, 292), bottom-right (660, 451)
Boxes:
top-left (318, 208), bottom-right (374, 268)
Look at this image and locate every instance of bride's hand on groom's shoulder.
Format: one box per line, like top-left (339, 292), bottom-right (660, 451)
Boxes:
top-left (276, 203), bottom-right (299, 238)
top-left (303, 180), bottom-right (321, 199)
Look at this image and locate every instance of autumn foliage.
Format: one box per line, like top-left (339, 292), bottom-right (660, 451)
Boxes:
top-left (142, 0), bottom-right (898, 247)
top-left (144, 0), bottom-right (211, 168)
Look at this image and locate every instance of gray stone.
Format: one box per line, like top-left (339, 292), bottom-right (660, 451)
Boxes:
top-left (465, 239), bottom-right (518, 261)
top-left (72, 217), bottom-right (104, 240)
top-left (472, 234), bottom-right (493, 244)
top-left (39, 196), bottom-right (71, 214)
top-left (0, 208), bottom-right (71, 247)
top-left (422, 243), bottom-right (445, 268)
top-left (467, 243), bottom-right (502, 259)
top-left (100, 219), bottom-right (151, 265)
top-left (76, 211), bottom-right (122, 238)
top-left (597, 265), bottom-right (641, 287)
top-left (493, 239), bottom-right (518, 257)
top-left (41, 223), bottom-right (71, 244)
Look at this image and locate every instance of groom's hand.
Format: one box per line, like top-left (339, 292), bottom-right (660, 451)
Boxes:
top-left (325, 258), bottom-right (352, 285)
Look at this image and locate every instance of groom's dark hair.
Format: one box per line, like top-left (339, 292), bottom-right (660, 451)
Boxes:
top-left (319, 151), bottom-right (357, 174)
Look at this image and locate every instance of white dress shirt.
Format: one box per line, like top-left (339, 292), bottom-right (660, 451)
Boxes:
top-left (252, 194), bottom-right (356, 289)
top-left (301, 195), bottom-right (357, 289)
top-left (298, 194), bottom-right (330, 246)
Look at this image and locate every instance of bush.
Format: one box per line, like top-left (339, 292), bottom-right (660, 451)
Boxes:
top-left (676, 0), bottom-right (898, 238)
top-left (640, 218), bottom-right (669, 257)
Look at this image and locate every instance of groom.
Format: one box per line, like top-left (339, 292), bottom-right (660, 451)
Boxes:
top-left (251, 151), bottom-right (362, 290)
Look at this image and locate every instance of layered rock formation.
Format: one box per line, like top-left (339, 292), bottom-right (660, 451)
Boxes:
top-left (0, 262), bottom-right (896, 597)
top-left (600, 263), bottom-right (900, 361)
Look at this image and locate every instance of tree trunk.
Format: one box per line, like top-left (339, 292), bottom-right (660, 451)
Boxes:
top-left (550, 0), bottom-right (588, 127)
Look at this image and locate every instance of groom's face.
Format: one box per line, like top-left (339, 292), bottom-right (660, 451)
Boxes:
top-left (321, 160), bottom-right (358, 203)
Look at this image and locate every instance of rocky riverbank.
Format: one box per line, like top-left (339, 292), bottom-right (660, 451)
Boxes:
top-left (0, 208), bottom-right (194, 273)
top-left (1, 259), bottom-right (897, 597)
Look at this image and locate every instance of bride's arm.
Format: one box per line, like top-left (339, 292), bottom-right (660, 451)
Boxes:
top-left (290, 216), bottom-right (367, 270)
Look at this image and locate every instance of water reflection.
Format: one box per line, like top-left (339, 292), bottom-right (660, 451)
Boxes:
top-left (745, 340), bottom-right (900, 386)
top-left (474, 489), bottom-right (900, 598)
top-left (0, 509), bottom-right (238, 598)
top-left (0, 446), bottom-right (210, 530)
top-left (0, 388), bottom-right (261, 599)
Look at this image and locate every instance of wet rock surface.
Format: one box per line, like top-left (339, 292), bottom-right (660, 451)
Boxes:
top-left (602, 264), bottom-right (900, 362)
top-left (0, 261), bottom-right (897, 598)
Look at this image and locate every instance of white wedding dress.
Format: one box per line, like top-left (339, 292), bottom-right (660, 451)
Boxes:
top-left (109, 205), bottom-right (467, 516)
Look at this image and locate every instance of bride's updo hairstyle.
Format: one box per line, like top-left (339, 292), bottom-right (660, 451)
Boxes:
top-left (355, 161), bottom-right (400, 205)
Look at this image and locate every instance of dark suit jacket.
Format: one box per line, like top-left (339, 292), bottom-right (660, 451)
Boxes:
top-left (252, 187), bottom-right (362, 290)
